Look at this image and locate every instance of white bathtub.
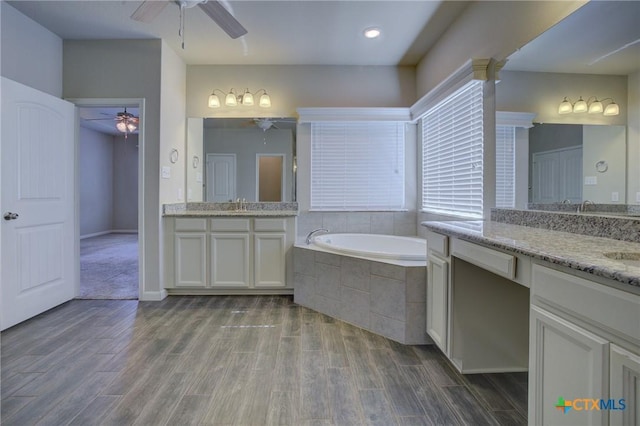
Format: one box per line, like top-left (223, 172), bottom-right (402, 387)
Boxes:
top-left (311, 233), bottom-right (426, 262)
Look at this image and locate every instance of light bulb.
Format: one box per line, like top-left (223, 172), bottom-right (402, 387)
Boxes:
top-left (225, 90), bottom-right (237, 106)
top-left (259, 93), bottom-right (271, 108)
top-left (208, 93), bottom-right (220, 108)
top-left (603, 102), bottom-right (619, 116)
top-left (573, 96), bottom-right (587, 113)
top-left (588, 99), bottom-right (603, 114)
top-left (558, 97), bottom-right (572, 114)
top-left (242, 89), bottom-right (254, 106)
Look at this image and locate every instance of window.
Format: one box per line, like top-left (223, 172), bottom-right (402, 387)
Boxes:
top-left (421, 80), bottom-right (484, 218)
top-left (311, 122), bottom-right (405, 211)
top-left (496, 125), bottom-right (516, 208)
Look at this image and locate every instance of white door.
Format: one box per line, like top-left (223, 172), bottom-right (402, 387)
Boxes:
top-left (206, 154), bottom-right (236, 202)
top-left (1, 77), bottom-right (76, 331)
top-left (532, 146), bottom-right (582, 203)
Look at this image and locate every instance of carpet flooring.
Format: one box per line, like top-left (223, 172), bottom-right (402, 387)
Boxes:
top-left (79, 233), bottom-right (138, 300)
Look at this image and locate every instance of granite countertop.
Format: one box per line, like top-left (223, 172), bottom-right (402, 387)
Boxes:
top-left (422, 220), bottom-right (640, 290)
top-left (164, 210), bottom-right (298, 217)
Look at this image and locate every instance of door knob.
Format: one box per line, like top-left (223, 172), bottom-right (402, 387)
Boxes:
top-left (3, 212), bottom-right (19, 220)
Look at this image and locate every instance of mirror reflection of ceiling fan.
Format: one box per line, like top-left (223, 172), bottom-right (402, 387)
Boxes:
top-left (250, 118), bottom-right (297, 131)
top-left (131, 0), bottom-right (248, 46)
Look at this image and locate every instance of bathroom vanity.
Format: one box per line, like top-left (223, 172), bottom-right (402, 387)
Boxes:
top-left (163, 203), bottom-right (297, 294)
top-left (422, 219), bottom-right (640, 426)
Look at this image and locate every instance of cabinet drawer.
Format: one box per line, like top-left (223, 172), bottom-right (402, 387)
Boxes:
top-left (210, 218), bottom-right (251, 232)
top-left (254, 218), bottom-right (287, 232)
top-left (532, 264), bottom-right (640, 343)
top-left (426, 230), bottom-right (448, 257)
top-left (175, 218), bottom-right (207, 232)
top-left (451, 239), bottom-right (515, 280)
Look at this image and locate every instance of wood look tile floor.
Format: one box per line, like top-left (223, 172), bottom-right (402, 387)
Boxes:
top-left (0, 296), bottom-right (527, 425)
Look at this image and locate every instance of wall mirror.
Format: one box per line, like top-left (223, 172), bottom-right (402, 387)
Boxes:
top-left (528, 123), bottom-right (626, 204)
top-left (186, 117), bottom-right (296, 203)
top-left (496, 1), bottom-right (639, 208)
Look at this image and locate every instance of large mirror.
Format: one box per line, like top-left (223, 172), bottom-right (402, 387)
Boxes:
top-left (528, 123), bottom-right (626, 204)
top-left (186, 117), bottom-right (297, 203)
top-left (496, 1), bottom-right (639, 208)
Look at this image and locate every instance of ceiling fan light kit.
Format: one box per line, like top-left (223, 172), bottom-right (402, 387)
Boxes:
top-left (208, 88), bottom-right (271, 108)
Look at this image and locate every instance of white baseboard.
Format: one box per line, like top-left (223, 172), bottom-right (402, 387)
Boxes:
top-left (80, 230), bottom-right (111, 240)
top-left (80, 229), bottom-right (139, 239)
top-left (140, 289), bottom-right (167, 301)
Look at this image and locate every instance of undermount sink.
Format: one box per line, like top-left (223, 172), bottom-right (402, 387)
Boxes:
top-left (603, 252), bottom-right (640, 266)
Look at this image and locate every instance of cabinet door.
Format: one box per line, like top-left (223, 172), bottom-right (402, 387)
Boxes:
top-left (610, 344), bottom-right (640, 426)
top-left (529, 306), bottom-right (609, 426)
top-left (427, 253), bottom-right (449, 355)
top-left (210, 233), bottom-right (250, 287)
top-left (175, 233), bottom-right (207, 287)
top-left (254, 233), bottom-right (286, 287)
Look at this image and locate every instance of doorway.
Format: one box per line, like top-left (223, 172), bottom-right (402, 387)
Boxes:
top-left (72, 99), bottom-right (145, 300)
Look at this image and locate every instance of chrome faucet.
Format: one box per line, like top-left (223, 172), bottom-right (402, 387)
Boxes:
top-left (306, 228), bottom-right (329, 244)
top-left (578, 200), bottom-right (594, 213)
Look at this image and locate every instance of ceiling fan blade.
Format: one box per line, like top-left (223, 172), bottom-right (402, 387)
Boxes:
top-left (131, 1), bottom-right (170, 23)
top-left (198, 1), bottom-right (247, 39)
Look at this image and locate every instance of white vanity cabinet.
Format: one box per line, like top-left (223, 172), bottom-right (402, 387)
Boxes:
top-left (425, 230), bottom-right (450, 355)
top-left (165, 215), bottom-right (295, 293)
top-left (254, 219), bottom-right (287, 288)
top-left (529, 264), bottom-right (640, 426)
top-left (210, 219), bottom-right (251, 287)
top-left (174, 218), bottom-right (208, 287)
top-left (610, 344), bottom-right (640, 426)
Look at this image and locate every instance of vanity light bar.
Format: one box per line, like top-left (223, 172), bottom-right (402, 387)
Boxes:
top-left (208, 88), bottom-right (271, 108)
top-left (558, 96), bottom-right (619, 116)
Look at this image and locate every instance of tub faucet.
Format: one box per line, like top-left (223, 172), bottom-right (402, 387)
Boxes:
top-left (578, 200), bottom-right (594, 213)
top-left (306, 228), bottom-right (329, 245)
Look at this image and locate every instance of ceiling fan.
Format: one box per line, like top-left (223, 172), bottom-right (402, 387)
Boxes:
top-left (250, 118), bottom-right (297, 131)
top-left (83, 108), bottom-right (140, 139)
top-left (131, 0), bottom-right (248, 41)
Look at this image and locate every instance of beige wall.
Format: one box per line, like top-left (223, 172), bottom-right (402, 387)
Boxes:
top-left (160, 41), bottom-right (187, 205)
top-left (0, 2), bottom-right (63, 97)
top-left (64, 39), bottom-right (164, 300)
top-left (416, 1), bottom-right (586, 98)
top-left (187, 65), bottom-right (416, 118)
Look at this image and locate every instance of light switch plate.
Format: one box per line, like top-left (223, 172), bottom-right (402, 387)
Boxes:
top-left (161, 166), bottom-right (171, 179)
top-left (584, 176), bottom-right (597, 185)
top-left (611, 192), bottom-right (619, 202)
top-left (197, 172), bottom-right (203, 183)
top-left (636, 192), bottom-right (640, 203)
top-left (177, 187), bottom-right (183, 201)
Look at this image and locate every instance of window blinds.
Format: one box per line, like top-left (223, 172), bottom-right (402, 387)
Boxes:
top-left (311, 122), bottom-right (405, 211)
top-left (496, 125), bottom-right (516, 208)
top-left (421, 80), bottom-right (484, 218)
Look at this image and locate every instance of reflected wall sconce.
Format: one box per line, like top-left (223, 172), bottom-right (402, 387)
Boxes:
top-left (558, 96), bottom-right (619, 116)
top-left (208, 88), bottom-right (271, 108)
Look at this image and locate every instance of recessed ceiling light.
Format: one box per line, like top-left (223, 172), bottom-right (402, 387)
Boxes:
top-left (363, 27), bottom-right (381, 39)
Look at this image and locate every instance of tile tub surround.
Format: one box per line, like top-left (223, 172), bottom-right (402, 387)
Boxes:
top-left (296, 211), bottom-right (417, 242)
top-left (293, 245), bottom-right (430, 345)
top-left (491, 208), bottom-right (640, 243)
top-left (422, 220), bottom-right (640, 290)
